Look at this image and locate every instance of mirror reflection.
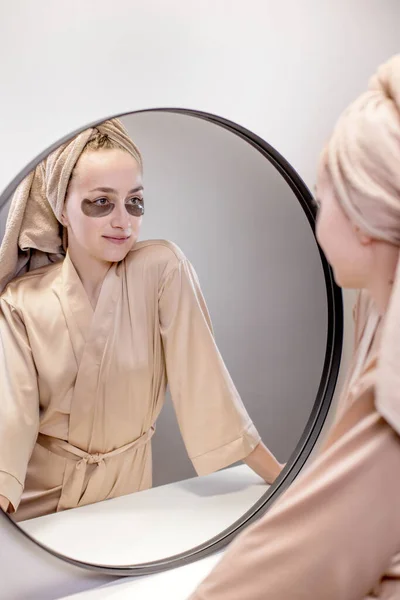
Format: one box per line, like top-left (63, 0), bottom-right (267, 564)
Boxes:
top-left (0, 111), bottom-right (328, 565)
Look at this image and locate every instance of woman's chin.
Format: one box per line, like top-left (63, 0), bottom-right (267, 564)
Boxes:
top-left (333, 268), bottom-right (362, 290)
top-left (100, 246), bottom-right (133, 263)
top-left (98, 238), bottom-right (137, 263)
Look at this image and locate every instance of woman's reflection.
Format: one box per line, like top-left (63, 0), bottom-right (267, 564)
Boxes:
top-left (0, 119), bottom-right (282, 521)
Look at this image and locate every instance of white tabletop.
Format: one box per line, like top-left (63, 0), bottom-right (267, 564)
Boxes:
top-left (18, 464), bottom-right (268, 566)
top-left (60, 554), bottom-right (223, 600)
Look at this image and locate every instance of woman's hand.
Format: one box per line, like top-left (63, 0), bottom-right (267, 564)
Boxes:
top-left (243, 442), bottom-right (284, 484)
top-left (0, 495), bottom-right (10, 513)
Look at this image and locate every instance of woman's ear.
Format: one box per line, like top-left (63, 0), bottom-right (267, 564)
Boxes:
top-left (353, 225), bottom-right (373, 246)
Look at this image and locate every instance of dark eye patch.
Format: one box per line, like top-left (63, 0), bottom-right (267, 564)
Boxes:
top-left (126, 198), bottom-right (145, 217)
top-left (311, 196), bottom-right (321, 212)
top-left (81, 199), bottom-right (114, 217)
top-left (81, 198), bottom-right (145, 218)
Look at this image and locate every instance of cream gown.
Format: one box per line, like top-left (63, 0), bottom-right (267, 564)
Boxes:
top-left (189, 291), bottom-right (400, 600)
top-left (0, 240), bottom-right (260, 522)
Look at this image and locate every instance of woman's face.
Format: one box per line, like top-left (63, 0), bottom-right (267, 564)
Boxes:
top-left (315, 167), bottom-right (374, 289)
top-left (63, 148), bottom-right (143, 264)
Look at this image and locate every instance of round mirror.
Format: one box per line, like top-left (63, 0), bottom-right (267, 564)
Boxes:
top-left (0, 109), bottom-right (342, 575)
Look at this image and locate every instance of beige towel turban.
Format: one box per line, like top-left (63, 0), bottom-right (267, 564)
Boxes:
top-left (324, 54), bottom-right (400, 435)
top-left (0, 118), bottom-right (142, 294)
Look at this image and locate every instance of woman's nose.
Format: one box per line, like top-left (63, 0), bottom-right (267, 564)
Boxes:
top-left (111, 204), bottom-right (130, 229)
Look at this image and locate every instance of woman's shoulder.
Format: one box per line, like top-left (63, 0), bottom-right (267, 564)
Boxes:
top-left (126, 239), bottom-right (187, 271)
top-left (1, 261), bottom-right (63, 308)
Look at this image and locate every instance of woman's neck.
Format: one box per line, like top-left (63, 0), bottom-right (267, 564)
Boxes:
top-left (367, 244), bottom-right (399, 315)
top-left (67, 245), bottom-right (111, 309)
top-left (368, 279), bottom-right (393, 315)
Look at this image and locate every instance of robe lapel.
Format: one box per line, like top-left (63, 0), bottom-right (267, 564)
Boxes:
top-left (58, 253), bottom-right (122, 452)
top-left (57, 252), bottom-right (94, 367)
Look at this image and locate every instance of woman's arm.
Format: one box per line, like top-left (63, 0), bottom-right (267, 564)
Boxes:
top-left (0, 297), bottom-right (40, 513)
top-left (159, 257), bottom-right (270, 476)
top-left (189, 390), bottom-right (400, 600)
top-left (243, 442), bottom-right (283, 484)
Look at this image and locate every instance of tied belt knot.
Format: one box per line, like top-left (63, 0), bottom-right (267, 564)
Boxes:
top-left (79, 452), bottom-right (103, 467)
top-left (37, 426), bottom-right (155, 510)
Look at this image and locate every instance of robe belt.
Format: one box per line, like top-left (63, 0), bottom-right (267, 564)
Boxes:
top-left (36, 426), bottom-right (155, 510)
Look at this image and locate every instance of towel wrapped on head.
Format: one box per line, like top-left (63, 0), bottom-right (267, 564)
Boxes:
top-left (326, 54), bottom-right (400, 244)
top-left (0, 118), bottom-right (142, 294)
top-left (321, 54), bottom-right (400, 436)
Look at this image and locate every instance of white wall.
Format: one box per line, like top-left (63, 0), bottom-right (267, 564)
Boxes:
top-left (0, 1), bottom-right (399, 599)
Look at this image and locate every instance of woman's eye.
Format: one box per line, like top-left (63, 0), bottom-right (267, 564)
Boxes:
top-left (311, 197), bottom-right (320, 211)
top-left (94, 197), bottom-right (109, 206)
top-left (125, 197), bottom-right (144, 217)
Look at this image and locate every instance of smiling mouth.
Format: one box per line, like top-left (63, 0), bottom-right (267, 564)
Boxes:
top-left (102, 235), bottom-right (131, 244)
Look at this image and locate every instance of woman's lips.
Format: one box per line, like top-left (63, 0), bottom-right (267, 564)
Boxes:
top-left (103, 235), bottom-right (131, 245)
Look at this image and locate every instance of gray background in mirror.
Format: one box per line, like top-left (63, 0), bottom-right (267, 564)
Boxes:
top-left (120, 111), bottom-right (327, 486)
top-left (0, 111), bottom-right (328, 488)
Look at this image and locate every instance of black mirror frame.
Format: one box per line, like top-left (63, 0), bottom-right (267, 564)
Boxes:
top-left (0, 107), bottom-right (343, 577)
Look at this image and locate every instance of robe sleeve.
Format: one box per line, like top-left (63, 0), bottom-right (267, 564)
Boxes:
top-left (0, 296), bottom-right (40, 512)
top-left (189, 383), bottom-right (400, 600)
top-left (159, 258), bottom-right (261, 476)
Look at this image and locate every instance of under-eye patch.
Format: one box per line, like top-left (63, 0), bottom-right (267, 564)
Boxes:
top-left (125, 199), bottom-right (145, 217)
top-left (81, 198), bottom-right (145, 218)
top-left (81, 199), bottom-right (114, 217)
top-left (310, 196), bottom-right (321, 212)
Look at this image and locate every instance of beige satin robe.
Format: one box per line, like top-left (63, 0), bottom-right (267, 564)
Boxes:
top-left (190, 290), bottom-right (400, 600)
top-left (0, 240), bottom-right (260, 522)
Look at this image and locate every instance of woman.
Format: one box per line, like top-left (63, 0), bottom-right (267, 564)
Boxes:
top-left (189, 54), bottom-right (400, 599)
top-left (0, 119), bottom-right (282, 522)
